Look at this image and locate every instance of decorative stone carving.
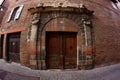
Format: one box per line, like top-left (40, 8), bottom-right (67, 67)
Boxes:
top-left (28, 13), bottom-right (40, 41)
top-left (32, 13), bottom-right (40, 25)
top-left (27, 13), bottom-right (41, 69)
top-left (29, 5), bottom-right (94, 70)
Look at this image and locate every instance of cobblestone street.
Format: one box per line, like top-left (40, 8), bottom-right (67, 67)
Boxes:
top-left (0, 70), bottom-right (39, 80)
top-left (0, 59), bottom-right (120, 80)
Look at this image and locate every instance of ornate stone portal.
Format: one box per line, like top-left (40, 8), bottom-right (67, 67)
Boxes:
top-left (28, 4), bottom-right (94, 70)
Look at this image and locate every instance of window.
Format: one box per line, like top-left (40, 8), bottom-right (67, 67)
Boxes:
top-left (111, 0), bottom-right (120, 9)
top-left (7, 5), bottom-right (24, 22)
top-left (0, 0), bottom-right (4, 6)
top-left (0, 0), bottom-right (5, 11)
top-left (10, 7), bottom-right (19, 20)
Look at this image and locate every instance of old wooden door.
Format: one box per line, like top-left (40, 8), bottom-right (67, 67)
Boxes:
top-left (63, 33), bottom-right (77, 69)
top-left (7, 33), bottom-right (20, 62)
top-left (46, 32), bottom-right (77, 69)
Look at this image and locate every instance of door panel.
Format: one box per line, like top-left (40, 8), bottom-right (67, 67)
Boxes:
top-left (46, 32), bottom-right (77, 69)
top-left (64, 33), bottom-right (77, 69)
top-left (7, 33), bottom-right (20, 63)
top-left (46, 33), bottom-right (62, 69)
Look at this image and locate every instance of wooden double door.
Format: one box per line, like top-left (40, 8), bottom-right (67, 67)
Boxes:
top-left (46, 32), bottom-right (77, 69)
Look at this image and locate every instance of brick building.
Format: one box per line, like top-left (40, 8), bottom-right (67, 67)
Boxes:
top-left (0, 0), bottom-right (9, 58)
top-left (0, 0), bottom-right (120, 70)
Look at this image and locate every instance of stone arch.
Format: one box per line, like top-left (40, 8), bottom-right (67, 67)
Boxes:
top-left (39, 17), bottom-right (81, 69)
top-left (28, 6), bottom-right (94, 70)
top-left (39, 12), bottom-right (83, 34)
top-left (45, 17), bottom-right (79, 32)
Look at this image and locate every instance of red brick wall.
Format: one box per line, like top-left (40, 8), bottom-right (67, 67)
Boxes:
top-left (86, 1), bottom-right (120, 67)
top-left (0, 0), bottom-right (120, 68)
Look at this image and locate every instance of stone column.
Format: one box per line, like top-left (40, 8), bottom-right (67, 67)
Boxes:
top-left (81, 18), bottom-right (93, 69)
top-left (3, 34), bottom-right (7, 60)
top-left (27, 13), bottom-right (40, 69)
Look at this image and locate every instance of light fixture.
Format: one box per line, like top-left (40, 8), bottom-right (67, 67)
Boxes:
top-left (0, 7), bottom-right (3, 11)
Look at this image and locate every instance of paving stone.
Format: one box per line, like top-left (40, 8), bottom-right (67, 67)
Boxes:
top-left (0, 59), bottom-right (120, 80)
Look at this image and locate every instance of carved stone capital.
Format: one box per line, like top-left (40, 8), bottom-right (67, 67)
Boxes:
top-left (32, 20), bottom-right (39, 25)
top-left (32, 13), bottom-right (40, 25)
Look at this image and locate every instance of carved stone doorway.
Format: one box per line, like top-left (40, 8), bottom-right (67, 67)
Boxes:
top-left (28, 6), bottom-right (94, 70)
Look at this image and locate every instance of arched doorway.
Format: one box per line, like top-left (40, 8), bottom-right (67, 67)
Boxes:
top-left (45, 18), bottom-right (79, 69)
top-left (28, 6), bottom-right (94, 70)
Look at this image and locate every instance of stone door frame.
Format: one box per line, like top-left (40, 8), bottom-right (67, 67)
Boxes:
top-left (28, 6), bottom-right (94, 70)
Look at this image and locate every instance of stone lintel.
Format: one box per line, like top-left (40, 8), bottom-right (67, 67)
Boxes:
top-left (28, 5), bottom-right (94, 16)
